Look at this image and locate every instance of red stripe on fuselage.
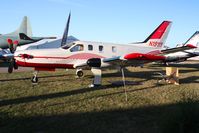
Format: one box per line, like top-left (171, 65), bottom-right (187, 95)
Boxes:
top-left (16, 60), bottom-right (74, 69)
top-left (15, 53), bottom-right (105, 60)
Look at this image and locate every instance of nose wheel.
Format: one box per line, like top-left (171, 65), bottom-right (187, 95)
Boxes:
top-left (31, 71), bottom-right (38, 83)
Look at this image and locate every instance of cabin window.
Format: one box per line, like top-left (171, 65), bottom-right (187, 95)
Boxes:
top-left (88, 45), bottom-right (93, 51)
top-left (70, 44), bottom-right (84, 52)
top-left (112, 46), bottom-right (116, 53)
top-left (99, 45), bottom-right (103, 52)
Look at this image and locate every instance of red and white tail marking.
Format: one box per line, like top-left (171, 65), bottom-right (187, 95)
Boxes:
top-left (144, 21), bottom-right (172, 48)
top-left (150, 21), bottom-right (171, 39)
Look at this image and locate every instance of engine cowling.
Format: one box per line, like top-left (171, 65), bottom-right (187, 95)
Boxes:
top-left (87, 58), bottom-right (101, 67)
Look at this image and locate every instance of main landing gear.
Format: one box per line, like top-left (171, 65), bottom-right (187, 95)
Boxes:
top-left (89, 67), bottom-right (102, 88)
top-left (76, 69), bottom-right (84, 78)
top-left (31, 71), bottom-right (38, 83)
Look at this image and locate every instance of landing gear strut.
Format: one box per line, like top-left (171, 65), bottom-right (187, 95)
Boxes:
top-left (31, 71), bottom-right (38, 83)
top-left (89, 67), bottom-right (102, 88)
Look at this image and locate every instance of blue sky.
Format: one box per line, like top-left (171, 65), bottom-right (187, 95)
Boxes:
top-left (0, 0), bottom-right (199, 47)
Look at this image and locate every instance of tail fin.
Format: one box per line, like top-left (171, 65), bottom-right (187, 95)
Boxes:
top-left (143, 21), bottom-right (172, 48)
top-left (184, 31), bottom-right (199, 47)
top-left (61, 12), bottom-right (71, 46)
top-left (6, 16), bottom-right (32, 37)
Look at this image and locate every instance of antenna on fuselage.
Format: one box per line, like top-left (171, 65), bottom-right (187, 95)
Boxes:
top-left (61, 12), bottom-right (71, 47)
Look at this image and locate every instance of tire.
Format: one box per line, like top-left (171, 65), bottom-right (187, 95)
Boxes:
top-left (76, 70), bottom-right (84, 78)
top-left (8, 61), bottom-right (14, 73)
top-left (31, 76), bottom-right (38, 83)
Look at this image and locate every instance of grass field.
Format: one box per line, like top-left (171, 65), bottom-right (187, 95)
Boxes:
top-left (0, 63), bottom-right (199, 133)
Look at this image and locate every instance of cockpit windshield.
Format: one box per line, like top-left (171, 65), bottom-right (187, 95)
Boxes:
top-left (62, 42), bottom-right (75, 49)
top-left (70, 44), bottom-right (84, 52)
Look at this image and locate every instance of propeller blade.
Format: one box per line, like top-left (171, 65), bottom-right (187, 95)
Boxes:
top-left (61, 12), bottom-right (71, 47)
top-left (7, 38), bottom-right (14, 53)
top-left (13, 40), bottom-right (19, 53)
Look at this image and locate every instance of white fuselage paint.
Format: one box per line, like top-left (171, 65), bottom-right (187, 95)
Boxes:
top-left (14, 40), bottom-right (163, 69)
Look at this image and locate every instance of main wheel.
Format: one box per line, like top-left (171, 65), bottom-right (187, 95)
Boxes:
top-left (31, 76), bottom-right (38, 83)
top-left (76, 70), bottom-right (84, 78)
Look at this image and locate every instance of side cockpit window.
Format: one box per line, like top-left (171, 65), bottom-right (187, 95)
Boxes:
top-left (70, 44), bottom-right (84, 52)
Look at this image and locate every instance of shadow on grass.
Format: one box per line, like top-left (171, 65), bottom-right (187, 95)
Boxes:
top-left (103, 69), bottom-right (162, 82)
top-left (0, 82), bottom-right (157, 107)
top-left (46, 84), bottom-right (161, 107)
top-left (0, 74), bottom-right (70, 82)
top-left (180, 76), bottom-right (199, 84)
top-left (1, 100), bottom-right (199, 133)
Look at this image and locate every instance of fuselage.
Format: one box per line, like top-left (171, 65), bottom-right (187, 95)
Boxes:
top-left (14, 40), bottom-right (163, 69)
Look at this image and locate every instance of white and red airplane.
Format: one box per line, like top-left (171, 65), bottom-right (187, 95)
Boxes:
top-left (13, 14), bottom-right (196, 87)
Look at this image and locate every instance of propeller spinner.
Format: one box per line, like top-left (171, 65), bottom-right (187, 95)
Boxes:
top-left (7, 38), bottom-right (19, 73)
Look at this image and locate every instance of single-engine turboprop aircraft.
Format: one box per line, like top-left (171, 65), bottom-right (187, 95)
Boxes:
top-left (0, 16), bottom-right (56, 73)
top-left (14, 14), bottom-right (196, 87)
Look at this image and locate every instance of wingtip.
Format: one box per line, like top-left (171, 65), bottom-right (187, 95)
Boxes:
top-left (187, 44), bottom-right (197, 48)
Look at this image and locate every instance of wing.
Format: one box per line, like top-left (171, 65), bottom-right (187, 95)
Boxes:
top-left (0, 50), bottom-right (14, 60)
top-left (103, 44), bottom-right (197, 67)
top-left (103, 53), bottom-right (166, 67)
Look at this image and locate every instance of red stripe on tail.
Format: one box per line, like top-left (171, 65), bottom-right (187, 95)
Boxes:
top-left (150, 21), bottom-right (171, 39)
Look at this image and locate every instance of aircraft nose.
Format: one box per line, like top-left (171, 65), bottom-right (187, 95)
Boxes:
top-left (14, 51), bottom-right (22, 58)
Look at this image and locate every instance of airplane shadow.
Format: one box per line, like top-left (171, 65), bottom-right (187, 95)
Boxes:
top-left (102, 69), bottom-right (163, 82)
top-left (0, 74), bottom-right (70, 82)
top-left (180, 76), bottom-right (199, 84)
top-left (45, 84), bottom-right (163, 108)
top-left (1, 100), bottom-right (199, 133)
top-left (0, 81), bottom-right (159, 107)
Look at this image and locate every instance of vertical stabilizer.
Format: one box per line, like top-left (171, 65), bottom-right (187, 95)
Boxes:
top-left (143, 21), bottom-right (172, 49)
top-left (61, 12), bottom-right (71, 46)
top-left (184, 31), bottom-right (199, 46)
top-left (6, 16), bottom-right (32, 37)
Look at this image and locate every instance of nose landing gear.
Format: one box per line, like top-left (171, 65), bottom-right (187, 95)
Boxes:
top-left (31, 71), bottom-right (38, 83)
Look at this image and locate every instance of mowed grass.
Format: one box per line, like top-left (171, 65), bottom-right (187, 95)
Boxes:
top-left (0, 63), bottom-right (199, 133)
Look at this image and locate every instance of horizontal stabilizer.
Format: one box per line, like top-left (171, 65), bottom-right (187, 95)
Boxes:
top-left (19, 33), bottom-right (57, 42)
top-left (161, 44), bottom-right (197, 54)
top-left (19, 33), bottom-right (34, 41)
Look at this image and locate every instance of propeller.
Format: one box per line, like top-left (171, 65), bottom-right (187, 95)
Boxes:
top-left (7, 38), bottom-right (19, 73)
